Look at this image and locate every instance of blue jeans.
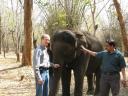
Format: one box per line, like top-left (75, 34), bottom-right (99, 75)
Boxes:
top-left (36, 70), bottom-right (49, 96)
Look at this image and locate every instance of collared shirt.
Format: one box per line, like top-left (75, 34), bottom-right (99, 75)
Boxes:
top-left (96, 49), bottom-right (126, 73)
top-left (33, 45), bottom-right (51, 80)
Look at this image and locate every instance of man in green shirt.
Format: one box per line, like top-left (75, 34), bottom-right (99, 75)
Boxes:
top-left (81, 39), bottom-right (127, 96)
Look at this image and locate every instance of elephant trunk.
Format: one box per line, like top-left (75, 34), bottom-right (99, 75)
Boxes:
top-left (49, 54), bottom-right (63, 96)
top-left (49, 68), bottom-right (62, 96)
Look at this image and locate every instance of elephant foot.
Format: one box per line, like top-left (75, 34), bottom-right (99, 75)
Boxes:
top-left (86, 89), bottom-right (94, 95)
top-left (93, 94), bottom-right (100, 96)
top-left (94, 91), bottom-right (99, 96)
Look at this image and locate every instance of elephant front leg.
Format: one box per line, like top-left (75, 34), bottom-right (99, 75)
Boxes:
top-left (86, 73), bottom-right (94, 95)
top-left (94, 70), bottom-right (101, 96)
top-left (62, 67), bottom-right (71, 96)
top-left (74, 69), bottom-right (84, 96)
top-left (49, 68), bottom-right (61, 96)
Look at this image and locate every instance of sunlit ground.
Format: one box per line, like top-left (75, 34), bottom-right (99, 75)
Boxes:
top-left (0, 52), bottom-right (128, 96)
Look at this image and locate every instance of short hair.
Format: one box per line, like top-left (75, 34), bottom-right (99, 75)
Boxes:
top-left (106, 39), bottom-right (116, 47)
top-left (41, 34), bottom-right (50, 40)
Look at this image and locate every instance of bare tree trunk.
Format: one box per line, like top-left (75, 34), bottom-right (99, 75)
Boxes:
top-left (113, 0), bottom-right (128, 54)
top-left (22, 0), bottom-right (32, 66)
top-left (11, 30), bottom-right (20, 62)
top-left (2, 33), bottom-right (6, 58)
top-left (22, 45), bottom-right (25, 64)
top-left (16, 52), bottom-right (20, 61)
top-left (6, 39), bottom-right (9, 52)
top-left (16, 38), bottom-right (20, 62)
top-left (0, 14), bottom-right (1, 54)
top-left (15, 29), bottom-right (21, 62)
top-left (65, 0), bottom-right (73, 30)
top-left (16, 36), bottom-right (21, 62)
top-left (33, 33), bottom-right (37, 49)
top-left (10, 0), bottom-right (22, 62)
top-left (90, 0), bottom-right (96, 36)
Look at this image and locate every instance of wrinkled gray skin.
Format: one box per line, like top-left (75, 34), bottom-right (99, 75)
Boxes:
top-left (49, 30), bottom-right (103, 96)
top-left (83, 32), bottom-right (103, 95)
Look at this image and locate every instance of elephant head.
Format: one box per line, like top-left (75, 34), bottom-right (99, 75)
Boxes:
top-left (51, 30), bottom-right (88, 64)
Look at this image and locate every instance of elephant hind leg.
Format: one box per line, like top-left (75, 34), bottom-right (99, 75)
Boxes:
top-left (62, 67), bottom-right (71, 96)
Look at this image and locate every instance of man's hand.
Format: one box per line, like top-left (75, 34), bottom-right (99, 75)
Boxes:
top-left (122, 80), bottom-right (127, 88)
top-left (37, 79), bottom-right (44, 85)
top-left (121, 68), bottom-right (127, 87)
top-left (53, 64), bottom-right (60, 68)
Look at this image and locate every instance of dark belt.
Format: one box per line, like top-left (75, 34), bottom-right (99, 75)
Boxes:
top-left (102, 71), bottom-right (119, 75)
top-left (39, 67), bottom-right (49, 71)
top-left (39, 67), bottom-right (49, 74)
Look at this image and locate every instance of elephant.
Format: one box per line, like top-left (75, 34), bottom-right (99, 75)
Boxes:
top-left (49, 30), bottom-right (103, 96)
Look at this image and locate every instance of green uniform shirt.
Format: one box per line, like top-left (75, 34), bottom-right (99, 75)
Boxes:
top-left (96, 50), bottom-right (126, 73)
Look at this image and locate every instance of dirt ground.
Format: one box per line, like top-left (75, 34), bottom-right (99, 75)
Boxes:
top-left (0, 52), bottom-right (128, 96)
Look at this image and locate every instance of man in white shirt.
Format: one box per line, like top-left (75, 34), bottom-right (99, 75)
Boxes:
top-left (33, 34), bottom-right (60, 96)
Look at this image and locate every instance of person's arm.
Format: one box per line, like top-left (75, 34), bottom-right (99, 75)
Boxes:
top-left (121, 68), bottom-right (126, 81)
top-left (81, 45), bottom-right (97, 56)
top-left (51, 63), bottom-right (60, 68)
top-left (119, 54), bottom-right (127, 87)
top-left (35, 49), bottom-right (42, 81)
top-left (121, 68), bottom-right (127, 87)
top-left (43, 62), bottom-right (60, 68)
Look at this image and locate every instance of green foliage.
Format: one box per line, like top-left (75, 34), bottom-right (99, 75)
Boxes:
top-left (84, 0), bottom-right (91, 5)
top-left (35, 0), bottom-right (90, 35)
top-left (45, 9), bottom-right (67, 35)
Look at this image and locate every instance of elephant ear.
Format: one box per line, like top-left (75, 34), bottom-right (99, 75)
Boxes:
top-left (74, 31), bottom-right (88, 48)
top-left (74, 31), bottom-right (84, 38)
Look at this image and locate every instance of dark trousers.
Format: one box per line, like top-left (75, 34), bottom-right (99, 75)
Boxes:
top-left (99, 73), bottom-right (120, 96)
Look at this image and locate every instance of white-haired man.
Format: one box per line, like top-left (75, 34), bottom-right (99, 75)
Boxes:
top-left (33, 34), bottom-right (60, 96)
